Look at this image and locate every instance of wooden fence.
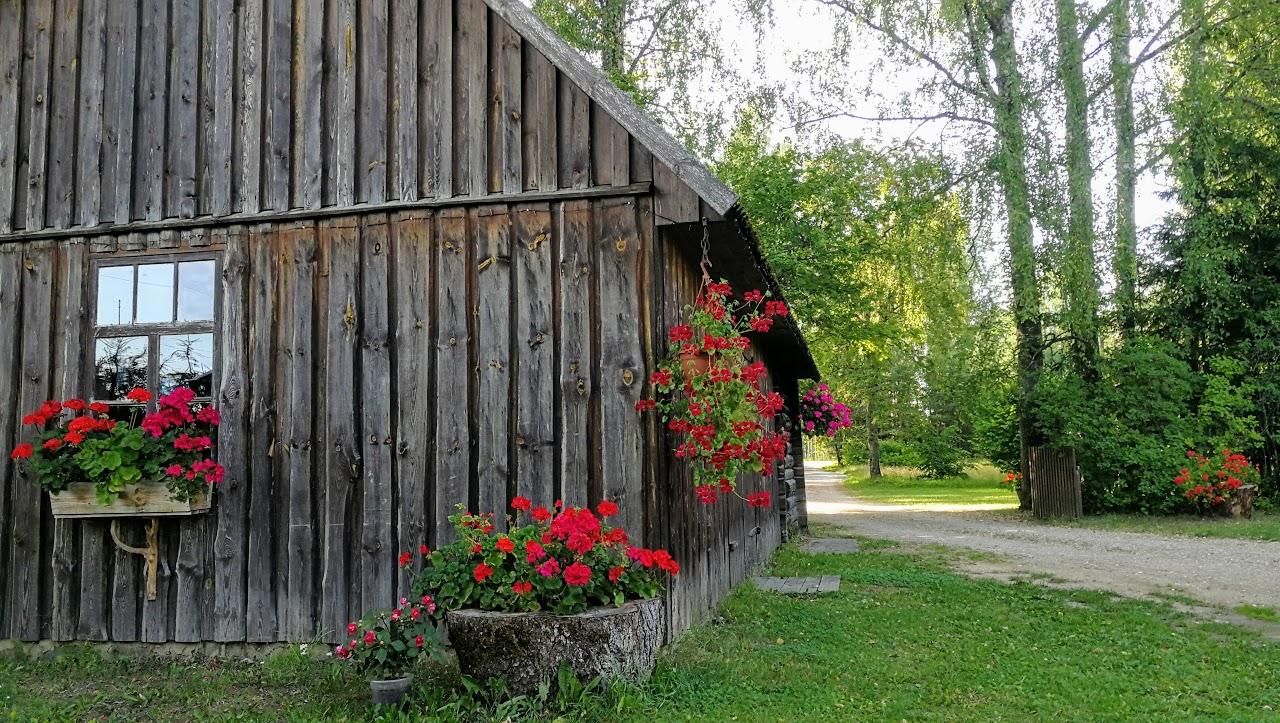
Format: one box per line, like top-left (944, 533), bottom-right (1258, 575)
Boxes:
top-left (1028, 447), bottom-right (1083, 519)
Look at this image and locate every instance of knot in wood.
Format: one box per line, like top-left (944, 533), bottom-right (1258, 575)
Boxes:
top-left (615, 237), bottom-right (627, 252)
top-left (576, 379), bottom-right (587, 396)
top-left (621, 369), bottom-right (635, 386)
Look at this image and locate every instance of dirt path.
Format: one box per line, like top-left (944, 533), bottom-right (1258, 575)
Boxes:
top-left (805, 464), bottom-right (1280, 616)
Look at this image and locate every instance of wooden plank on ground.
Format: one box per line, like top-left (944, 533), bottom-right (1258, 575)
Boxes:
top-left (595, 198), bottom-right (645, 538)
top-left (213, 226), bottom-right (250, 641)
top-left (393, 211), bottom-right (432, 591)
top-left (360, 216), bottom-right (394, 611)
top-left (514, 204), bottom-right (554, 507)
top-left (475, 207), bottom-right (511, 517)
top-left (421, 0), bottom-right (453, 198)
top-left (556, 200), bottom-right (592, 507)
top-left (318, 216), bottom-right (359, 641)
top-left (358, 0), bottom-right (389, 203)
top-left (433, 209), bottom-right (470, 543)
top-left (245, 224), bottom-right (277, 641)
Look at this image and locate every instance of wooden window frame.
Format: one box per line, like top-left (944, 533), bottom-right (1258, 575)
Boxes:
top-left (88, 251), bottom-right (220, 409)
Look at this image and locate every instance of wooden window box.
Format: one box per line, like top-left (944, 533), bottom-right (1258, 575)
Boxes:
top-left (49, 481), bottom-right (211, 519)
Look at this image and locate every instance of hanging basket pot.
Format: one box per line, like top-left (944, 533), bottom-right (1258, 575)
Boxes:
top-left (679, 349), bottom-right (711, 378)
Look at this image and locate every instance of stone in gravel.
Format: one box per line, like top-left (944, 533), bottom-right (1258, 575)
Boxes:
top-left (753, 576), bottom-right (842, 595)
top-left (803, 538), bottom-right (861, 553)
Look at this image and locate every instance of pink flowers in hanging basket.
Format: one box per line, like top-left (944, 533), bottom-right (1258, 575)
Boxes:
top-left (799, 382), bottom-right (853, 438)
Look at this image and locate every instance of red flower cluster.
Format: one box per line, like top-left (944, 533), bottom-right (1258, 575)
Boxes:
top-left (1175, 448), bottom-right (1257, 509)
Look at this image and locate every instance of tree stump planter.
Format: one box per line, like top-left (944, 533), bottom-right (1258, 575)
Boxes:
top-left (1219, 484), bottom-right (1259, 520)
top-left (446, 598), bottom-right (664, 695)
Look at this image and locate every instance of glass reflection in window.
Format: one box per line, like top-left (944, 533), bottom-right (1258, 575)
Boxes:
top-left (94, 336), bottom-right (148, 401)
top-left (135, 263), bottom-right (175, 324)
top-left (159, 334), bottom-right (214, 397)
top-left (177, 260), bottom-right (216, 321)
top-left (96, 266), bottom-right (134, 326)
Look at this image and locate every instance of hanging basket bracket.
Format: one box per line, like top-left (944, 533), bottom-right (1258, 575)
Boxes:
top-left (110, 517), bottom-right (160, 600)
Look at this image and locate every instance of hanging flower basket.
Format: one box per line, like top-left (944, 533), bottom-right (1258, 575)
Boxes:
top-left (48, 481), bottom-right (211, 519)
top-left (636, 280), bottom-right (791, 506)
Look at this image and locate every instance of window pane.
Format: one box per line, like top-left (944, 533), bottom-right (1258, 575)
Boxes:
top-left (177, 260), bottom-right (215, 321)
top-left (159, 334), bottom-right (214, 397)
top-left (135, 263), bottom-right (175, 324)
top-left (96, 266), bottom-right (134, 326)
top-left (94, 336), bottom-right (149, 401)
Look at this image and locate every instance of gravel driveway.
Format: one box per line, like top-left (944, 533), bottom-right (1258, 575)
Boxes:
top-left (805, 464), bottom-right (1280, 614)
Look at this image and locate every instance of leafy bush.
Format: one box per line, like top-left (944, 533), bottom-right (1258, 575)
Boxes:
top-left (912, 424), bottom-right (967, 479)
top-left (875, 439), bottom-right (922, 468)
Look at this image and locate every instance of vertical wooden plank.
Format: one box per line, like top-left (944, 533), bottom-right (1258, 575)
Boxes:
top-left (212, 226), bottom-right (249, 641)
top-left (475, 207), bottom-right (511, 516)
top-left (453, 0), bottom-right (487, 197)
top-left (653, 161), bottom-right (700, 225)
top-left (237, 0), bottom-right (264, 214)
top-left (360, 216), bottom-right (394, 610)
top-left (556, 201), bottom-right (592, 507)
top-left (595, 198), bottom-right (645, 539)
top-left (629, 139), bottom-right (653, 184)
top-left (325, 0), bottom-right (357, 207)
top-left (245, 224), bottom-right (277, 641)
top-left (173, 516), bottom-right (207, 642)
top-left (51, 241), bottom-right (87, 641)
top-left (8, 244), bottom-right (54, 639)
top-left (434, 209), bottom-right (470, 543)
top-left (278, 223), bottom-right (317, 639)
top-left (318, 216), bottom-right (359, 641)
top-left (262, 0), bottom-right (291, 211)
top-left (134, 0), bottom-right (168, 221)
top-left (202, 0), bottom-right (235, 217)
top-left (392, 212), bottom-right (432, 593)
top-left (514, 204), bottom-right (555, 507)
top-left (0, 251), bottom-right (21, 638)
top-left (23, 1), bottom-right (54, 229)
top-left (76, 0), bottom-right (106, 227)
top-left (0, 1), bottom-right (23, 232)
top-left (167, 0), bottom-right (200, 219)
top-left (521, 46), bottom-right (556, 192)
top-left (140, 520), bottom-right (173, 642)
top-left (557, 77), bottom-right (590, 190)
top-left (391, 0), bottom-right (418, 201)
top-left (358, 0), bottom-right (388, 204)
top-left (637, 195), bottom-right (661, 563)
top-left (101, 0), bottom-right (139, 225)
top-left (46, 0), bottom-right (81, 229)
top-left (489, 18), bottom-right (521, 194)
top-left (294, 0), bottom-right (323, 210)
top-left (421, 0), bottom-right (453, 197)
top-left (591, 107), bottom-right (629, 188)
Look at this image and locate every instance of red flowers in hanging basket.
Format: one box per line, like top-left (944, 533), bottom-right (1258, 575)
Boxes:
top-left (636, 279), bottom-right (791, 506)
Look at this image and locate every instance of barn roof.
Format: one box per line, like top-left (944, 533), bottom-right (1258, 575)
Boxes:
top-left (486, 0), bottom-right (819, 380)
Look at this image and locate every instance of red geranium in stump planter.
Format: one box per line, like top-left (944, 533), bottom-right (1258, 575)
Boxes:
top-left (408, 499), bottom-right (676, 694)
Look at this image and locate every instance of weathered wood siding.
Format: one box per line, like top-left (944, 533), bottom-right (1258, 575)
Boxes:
top-left (0, 0), bottom-right (707, 240)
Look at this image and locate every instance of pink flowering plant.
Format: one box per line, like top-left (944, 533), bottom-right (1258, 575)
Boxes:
top-left (10, 386), bottom-right (223, 505)
top-left (798, 382), bottom-right (853, 438)
top-left (408, 498), bottom-right (678, 616)
top-left (635, 280), bottom-right (791, 505)
top-left (334, 600), bottom-right (439, 680)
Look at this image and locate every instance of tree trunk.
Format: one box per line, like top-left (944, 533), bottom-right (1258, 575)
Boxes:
top-left (867, 397), bottom-right (882, 478)
top-left (987, 0), bottom-right (1043, 508)
top-left (1056, 0), bottom-right (1100, 376)
top-left (1111, 0), bottom-right (1139, 335)
top-left (600, 0), bottom-right (628, 82)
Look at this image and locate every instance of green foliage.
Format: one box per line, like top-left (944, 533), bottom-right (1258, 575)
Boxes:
top-left (337, 607), bottom-right (439, 680)
top-left (912, 423), bottom-right (967, 479)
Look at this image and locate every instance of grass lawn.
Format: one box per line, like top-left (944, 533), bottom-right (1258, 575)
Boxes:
top-left (2, 540), bottom-right (1277, 721)
top-left (838, 462), bottom-right (1020, 511)
top-left (1060, 511), bottom-right (1280, 542)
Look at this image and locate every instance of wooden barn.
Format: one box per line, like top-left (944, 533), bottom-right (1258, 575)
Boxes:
top-left (0, 0), bottom-right (816, 645)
